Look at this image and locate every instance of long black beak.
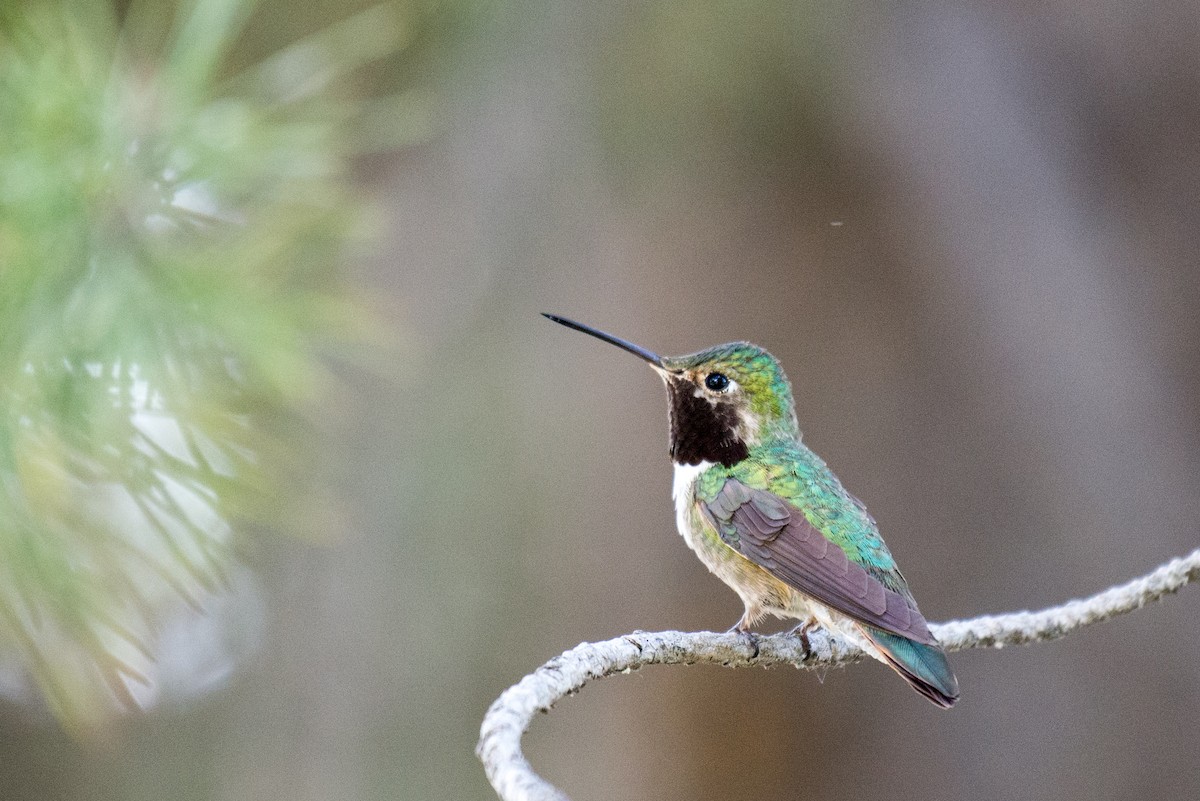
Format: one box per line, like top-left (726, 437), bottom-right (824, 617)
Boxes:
top-left (542, 313), bottom-right (665, 368)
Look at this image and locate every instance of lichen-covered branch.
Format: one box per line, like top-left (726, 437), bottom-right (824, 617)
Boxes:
top-left (477, 548), bottom-right (1200, 801)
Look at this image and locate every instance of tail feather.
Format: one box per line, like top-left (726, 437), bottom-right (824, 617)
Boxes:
top-left (863, 627), bottom-right (959, 709)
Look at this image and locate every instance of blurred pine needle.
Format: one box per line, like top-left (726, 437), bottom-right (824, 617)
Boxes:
top-left (0, 0), bottom-right (412, 730)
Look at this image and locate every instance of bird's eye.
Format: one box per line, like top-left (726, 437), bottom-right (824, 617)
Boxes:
top-left (704, 372), bottom-right (730, 392)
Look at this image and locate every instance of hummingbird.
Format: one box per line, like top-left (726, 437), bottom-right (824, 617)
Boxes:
top-left (543, 313), bottom-right (959, 708)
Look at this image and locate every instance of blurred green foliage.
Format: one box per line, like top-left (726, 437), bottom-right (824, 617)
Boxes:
top-left (0, 0), bottom-right (411, 730)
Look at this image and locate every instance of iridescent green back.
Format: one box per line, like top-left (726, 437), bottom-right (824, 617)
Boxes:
top-left (695, 427), bottom-right (909, 597)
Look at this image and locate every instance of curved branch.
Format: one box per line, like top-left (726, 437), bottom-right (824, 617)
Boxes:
top-left (477, 548), bottom-right (1200, 801)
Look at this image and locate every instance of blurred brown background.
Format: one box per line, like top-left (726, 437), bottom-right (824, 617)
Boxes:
top-left (6, 1), bottom-right (1200, 800)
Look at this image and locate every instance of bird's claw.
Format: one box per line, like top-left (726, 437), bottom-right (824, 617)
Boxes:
top-left (788, 621), bottom-right (816, 654)
top-left (738, 630), bottom-right (761, 659)
top-left (726, 613), bottom-right (760, 658)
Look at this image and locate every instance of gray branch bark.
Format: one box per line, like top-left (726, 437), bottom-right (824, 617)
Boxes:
top-left (477, 548), bottom-right (1200, 801)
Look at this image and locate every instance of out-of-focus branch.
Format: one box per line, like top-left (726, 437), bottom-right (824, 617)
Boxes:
top-left (477, 548), bottom-right (1200, 801)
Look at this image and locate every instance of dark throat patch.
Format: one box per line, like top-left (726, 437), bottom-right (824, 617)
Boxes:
top-left (666, 380), bottom-right (749, 467)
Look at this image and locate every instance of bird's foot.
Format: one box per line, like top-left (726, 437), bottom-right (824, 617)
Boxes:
top-left (788, 620), bottom-right (817, 654)
top-left (725, 618), bottom-right (760, 658)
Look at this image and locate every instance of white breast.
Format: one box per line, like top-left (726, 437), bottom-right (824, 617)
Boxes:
top-left (671, 461), bottom-right (714, 544)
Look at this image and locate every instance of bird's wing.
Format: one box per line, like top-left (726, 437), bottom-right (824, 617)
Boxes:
top-left (701, 477), bottom-right (936, 645)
